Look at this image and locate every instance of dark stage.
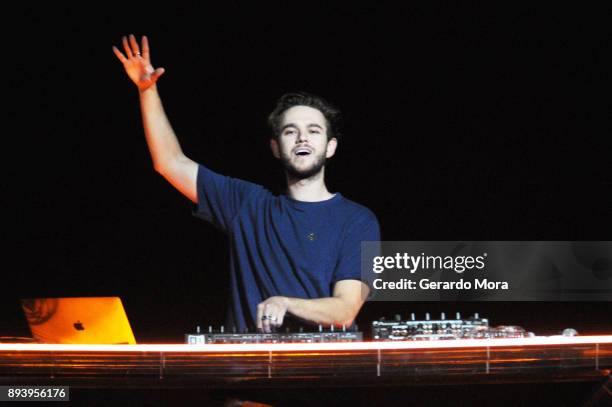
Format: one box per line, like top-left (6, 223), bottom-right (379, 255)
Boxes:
top-left (3, 2), bottom-right (611, 406)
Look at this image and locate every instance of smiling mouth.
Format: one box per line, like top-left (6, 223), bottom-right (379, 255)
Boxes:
top-left (294, 147), bottom-right (313, 156)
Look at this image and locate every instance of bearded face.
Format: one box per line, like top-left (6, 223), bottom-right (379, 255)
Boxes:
top-left (271, 105), bottom-right (337, 180)
top-left (279, 144), bottom-right (327, 179)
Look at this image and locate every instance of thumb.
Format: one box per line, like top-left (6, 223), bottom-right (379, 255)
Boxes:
top-left (150, 67), bottom-right (165, 82)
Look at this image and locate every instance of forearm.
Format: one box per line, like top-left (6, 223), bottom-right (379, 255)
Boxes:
top-left (139, 84), bottom-right (186, 172)
top-left (286, 297), bottom-right (357, 327)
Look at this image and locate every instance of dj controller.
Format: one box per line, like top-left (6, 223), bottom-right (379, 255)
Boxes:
top-left (185, 313), bottom-right (545, 344)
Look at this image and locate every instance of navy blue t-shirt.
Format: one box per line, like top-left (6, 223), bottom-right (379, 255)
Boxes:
top-left (192, 164), bottom-right (380, 331)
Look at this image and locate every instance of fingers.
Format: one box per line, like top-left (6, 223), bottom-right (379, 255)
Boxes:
top-left (150, 67), bottom-right (165, 82)
top-left (276, 312), bottom-right (285, 328)
top-left (129, 34), bottom-right (141, 56)
top-left (120, 34), bottom-right (141, 58)
top-left (257, 298), bottom-right (288, 333)
top-left (262, 316), bottom-right (271, 333)
top-left (112, 46), bottom-right (127, 63)
top-left (261, 304), bottom-right (273, 332)
top-left (262, 304), bottom-right (285, 333)
top-left (121, 36), bottom-right (133, 58)
top-left (256, 303), bottom-right (264, 331)
top-left (115, 35), bottom-right (153, 64)
top-left (141, 35), bottom-right (150, 60)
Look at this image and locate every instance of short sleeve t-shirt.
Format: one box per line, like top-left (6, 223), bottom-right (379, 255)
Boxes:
top-left (192, 164), bottom-right (380, 331)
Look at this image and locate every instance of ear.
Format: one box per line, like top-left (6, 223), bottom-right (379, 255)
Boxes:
top-left (325, 137), bottom-right (338, 158)
top-left (270, 137), bottom-right (281, 159)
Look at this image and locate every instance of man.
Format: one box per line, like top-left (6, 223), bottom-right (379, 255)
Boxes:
top-left (113, 34), bottom-right (380, 333)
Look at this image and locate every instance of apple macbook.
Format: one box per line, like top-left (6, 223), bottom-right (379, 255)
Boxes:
top-left (20, 297), bottom-right (136, 344)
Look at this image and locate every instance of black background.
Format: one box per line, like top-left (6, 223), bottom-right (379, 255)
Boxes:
top-left (2, 2), bottom-right (611, 343)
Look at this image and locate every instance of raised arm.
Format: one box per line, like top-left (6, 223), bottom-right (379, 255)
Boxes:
top-left (113, 34), bottom-right (198, 203)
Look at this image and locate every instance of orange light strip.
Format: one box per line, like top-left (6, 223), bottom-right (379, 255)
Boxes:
top-left (1, 335), bottom-right (612, 353)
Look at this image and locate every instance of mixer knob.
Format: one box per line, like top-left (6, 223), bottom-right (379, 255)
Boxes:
top-left (208, 326), bottom-right (213, 333)
top-left (474, 313), bottom-right (479, 319)
top-left (562, 328), bottom-right (578, 336)
top-left (394, 314), bottom-right (402, 321)
top-left (425, 313), bottom-right (430, 321)
top-left (441, 313), bottom-right (446, 320)
top-left (456, 312), bottom-right (461, 320)
top-left (411, 313), bottom-right (416, 321)
top-left (196, 325), bottom-right (201, 334)
top-left (220, 325), bottom-right (225, 333)
top-left (319, 324), bottom-right (323, 332)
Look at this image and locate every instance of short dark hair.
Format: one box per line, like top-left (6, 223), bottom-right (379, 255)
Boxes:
top-left (267, 92), bottom-right (341, 140)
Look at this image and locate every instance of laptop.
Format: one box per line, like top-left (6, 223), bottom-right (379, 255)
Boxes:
top-left (20, 297), bottom-right (136, 344)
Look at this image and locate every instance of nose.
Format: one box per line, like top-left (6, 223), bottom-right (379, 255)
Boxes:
top-left (296, 129), bottom-right (309, 143)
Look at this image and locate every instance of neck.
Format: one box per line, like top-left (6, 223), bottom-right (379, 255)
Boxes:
top-left (285, 168), bottom-right (334, 202)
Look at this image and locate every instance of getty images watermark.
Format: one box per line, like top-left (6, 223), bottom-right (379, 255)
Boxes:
top-left (361, 241), bottom-right (612, 301)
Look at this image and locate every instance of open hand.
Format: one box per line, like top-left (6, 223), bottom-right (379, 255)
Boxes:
top-left (112, 34), bottom-right (165, 91)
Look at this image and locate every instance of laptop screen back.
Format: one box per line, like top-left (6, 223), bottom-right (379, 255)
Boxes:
top-left (21, 297), bottom-right (136, 344)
